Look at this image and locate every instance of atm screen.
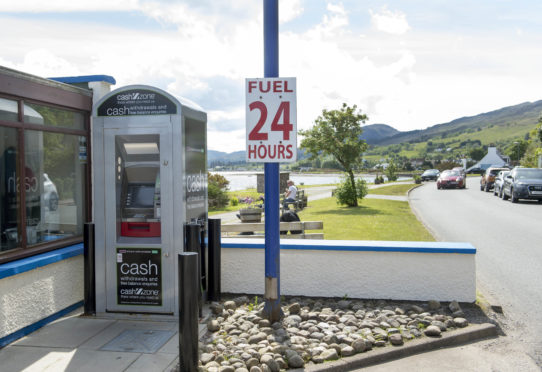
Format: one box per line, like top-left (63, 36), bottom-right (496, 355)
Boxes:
top-left (126, 184), bottom-right (155, 209)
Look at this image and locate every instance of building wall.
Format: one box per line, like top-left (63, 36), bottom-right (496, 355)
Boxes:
top-left (221, 239), bottom-right (476, 302)
top-left (0, 253), bottom-right (83, 342)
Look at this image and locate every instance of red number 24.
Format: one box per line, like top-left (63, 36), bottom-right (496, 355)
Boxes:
top-left (248, 101), bottom-right (293, 141)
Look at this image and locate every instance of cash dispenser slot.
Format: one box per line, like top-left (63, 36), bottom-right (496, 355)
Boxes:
top-left (120, 163), bottom-right (161, 237)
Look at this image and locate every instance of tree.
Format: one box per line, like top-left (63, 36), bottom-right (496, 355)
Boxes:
top-left (468, 147), bottom-right (486, 161)
top-left (299, 103), bottom-right (368, 206)
top-left (207, 172), bottom-right (229, 209)
top-left (385, 159), bottom-right (398, 182)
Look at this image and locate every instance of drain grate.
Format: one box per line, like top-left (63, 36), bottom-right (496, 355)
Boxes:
top-left (100, 329), bottom-right (175, 353)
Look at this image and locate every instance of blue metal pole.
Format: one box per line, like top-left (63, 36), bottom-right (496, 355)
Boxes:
top-left (262, 0), bottom-right (283, 323)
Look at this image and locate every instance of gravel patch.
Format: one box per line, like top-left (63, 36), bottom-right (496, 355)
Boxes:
top-left (175, 296), bottom-right (485, 371)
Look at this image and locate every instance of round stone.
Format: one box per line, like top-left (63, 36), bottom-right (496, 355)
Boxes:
top-left (424, 325), bottom-right (442, 337)
top-left (207, 320), bottom-right (220, 332)
top-left (224, 301), bottom-right (237, 310)
top-left (389, 333), bottom-right (404, 346)
top-left (287, 354), bottom-right (305, 368)
top-left (340, 346), bottom-right (355, 357)
top-left (453, 317), bottom-right (469, 328)
top-left (320, 348), bottom-right (339, 361)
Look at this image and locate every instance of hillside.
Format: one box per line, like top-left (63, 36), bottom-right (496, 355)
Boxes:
top-left (374, 100), bottom-right (542, 146)
top-left (360, 124), bottom-right (400, 144)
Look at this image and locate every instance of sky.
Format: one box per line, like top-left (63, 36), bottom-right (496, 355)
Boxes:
top-left (2, 0), bottom-right (542, 153)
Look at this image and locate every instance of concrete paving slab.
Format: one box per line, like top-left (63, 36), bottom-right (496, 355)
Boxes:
top-left (128, 352), bottom-right (178, 372)
top-left (0, 346), bottom-right (139, 372)
top-left (13, 316), bottom-right (114, 348)
top-left (79, 319), bottom-right (177, 350)
top-left (158, 332), bottom-right (180, 354)
top-left (100, 329), bottom-right (175, 353)
top-left (0, 345), bottom-right (72, 372)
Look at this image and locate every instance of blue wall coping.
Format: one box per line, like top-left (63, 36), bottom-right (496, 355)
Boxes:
top-left (222, 239), bottom-right (476, 254)
top-left (49, 75), bottom-right (116, 85)
top-left (0, 244), bottom-right (84, 280)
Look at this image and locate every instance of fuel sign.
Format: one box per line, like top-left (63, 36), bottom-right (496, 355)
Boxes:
top-left (245, 77), bottom-right (297, 162)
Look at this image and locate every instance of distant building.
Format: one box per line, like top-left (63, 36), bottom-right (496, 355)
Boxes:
top-left (467, 147), bottom-right (508, 171)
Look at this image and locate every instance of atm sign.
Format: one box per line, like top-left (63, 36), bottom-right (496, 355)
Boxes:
top-left (245, 78), bottom-right (297, 163)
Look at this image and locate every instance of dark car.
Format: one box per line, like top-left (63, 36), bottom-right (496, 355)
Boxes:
top-left (501, 167), bottom-right (542, 203)
top-left (493, 170), bottom-right (510, 197)
top-left (437, 169), bottom-right (465, 189)
top-left (421, 169), bottom-right (440, 181)
top-left (480, 167), bottom-right (509, 192)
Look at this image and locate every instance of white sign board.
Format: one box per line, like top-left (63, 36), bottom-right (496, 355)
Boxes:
top-left (245, 77), bottom-right (297, 162)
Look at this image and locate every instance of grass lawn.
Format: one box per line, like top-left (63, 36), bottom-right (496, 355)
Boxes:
top-left (297, 197), bottom-right (434, 241)
top-left (369, 183), bottom-right (417, 196)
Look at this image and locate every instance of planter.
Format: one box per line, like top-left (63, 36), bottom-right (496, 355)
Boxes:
top-left (239, 208), bottom-right (262, 223)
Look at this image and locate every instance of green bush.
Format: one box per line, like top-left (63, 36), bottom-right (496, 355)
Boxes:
top-left (414, 175), bottom-right (422, 184)
top-left (334, 177), bottom-right (368, 207)
top-left (230, 196), bottom-right (239, 206)
top-left (385, 160), bottom-right (398, 182)
top-left (208, 172), bottom-right (229, 208)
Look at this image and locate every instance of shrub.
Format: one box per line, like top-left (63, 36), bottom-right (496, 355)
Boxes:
top-left (334, 177), bottom-right (368, 207)
top-left (230, 196), bottom-right (239, 206)
top-left (414, 175), bottom-right (422, 184)
top-left (208, 172), bottom-right (229, 208)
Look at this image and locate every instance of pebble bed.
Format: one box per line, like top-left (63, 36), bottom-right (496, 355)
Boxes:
top-left (194, 296), bottom-right (470, 372)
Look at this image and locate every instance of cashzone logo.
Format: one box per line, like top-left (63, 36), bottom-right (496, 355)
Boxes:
top-left (116, 92), bottom-right (156, 101)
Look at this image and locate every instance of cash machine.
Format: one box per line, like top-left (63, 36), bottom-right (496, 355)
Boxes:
top-left (92, 85), bottom-right (207, 317)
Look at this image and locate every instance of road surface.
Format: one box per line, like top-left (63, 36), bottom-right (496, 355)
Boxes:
top-left (409, 179), bottom-right (542, 369)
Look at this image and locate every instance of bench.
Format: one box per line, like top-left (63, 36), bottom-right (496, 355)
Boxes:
top-left (281, 189), bottom-right (307, 213)
top-left (221, 220), bottom-right (324, 239)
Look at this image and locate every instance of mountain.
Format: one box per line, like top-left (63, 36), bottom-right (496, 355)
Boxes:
top-left (208, 148), bottom-right (310, 166)
top-left (360, 124), bottom-right (401, 144)
top-left (208, 150), bottom-right (246, 165)
top-left (373, 100), bottom-right (542, 146)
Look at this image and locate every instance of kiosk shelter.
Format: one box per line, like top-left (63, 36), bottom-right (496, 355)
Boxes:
top-left (92, 85), bottom-right (207, 317)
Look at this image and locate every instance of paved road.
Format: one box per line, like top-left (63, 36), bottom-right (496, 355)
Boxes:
top-left (409, 179), bottom-right (542, 369)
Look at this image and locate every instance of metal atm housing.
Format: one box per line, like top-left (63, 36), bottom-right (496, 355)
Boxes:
top-left (92, 85), bottom-right (207, 317)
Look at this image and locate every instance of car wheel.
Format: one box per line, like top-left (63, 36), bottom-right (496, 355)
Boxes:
top-left (484, 183), bottom-right (490, 192)
top-left (502, 188), bottom-right (509, 200)
top-left (510, 188), bottom-right (518, 203)
top-left (480, 184), bottom-right (484, 191)
top-left (493, 187), bottom-right (498, 196)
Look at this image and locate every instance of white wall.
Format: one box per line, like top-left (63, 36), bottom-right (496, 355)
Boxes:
top-left (222, 240), bottom-right (476, 302)
top-left (0, 256), bottom-right (83, 339)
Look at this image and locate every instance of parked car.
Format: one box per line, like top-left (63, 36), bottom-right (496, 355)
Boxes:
top-left (437, 169), bottom-right (465, 189)
top-left (452, 167), bottom-right (467, 188)
top-left (421, 169), bottom-right (440, 181)
top-left (480, 167), bottom-right (509, 192)
top-left (493, 170), bottom-right (510, 197)
top-left (501, 167), bottom-right (542, 203)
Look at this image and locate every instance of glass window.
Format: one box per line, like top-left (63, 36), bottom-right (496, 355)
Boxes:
top-left (0, 97), bottom-right (19, 122)
top-left (24, 131), bottom-right (86, 245)
top-left (24, 103), bottom-right (85, 130)
top-left (1, 127), bottom-right (19, 252)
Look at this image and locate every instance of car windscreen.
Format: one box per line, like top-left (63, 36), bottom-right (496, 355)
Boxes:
top-left (516, 169), bottom-right (542, 180)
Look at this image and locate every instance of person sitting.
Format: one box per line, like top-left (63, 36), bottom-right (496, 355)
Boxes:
top-left (282, 180), bottom-right (297, 210)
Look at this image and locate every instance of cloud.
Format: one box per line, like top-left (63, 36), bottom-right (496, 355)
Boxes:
top-left (0, 0), bottom-right (140, 12)
top-left (370, 7), bottom-right (410, 35)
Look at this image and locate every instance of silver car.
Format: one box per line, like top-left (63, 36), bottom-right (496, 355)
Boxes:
top-left (493, 170), bottom-right (510, 197)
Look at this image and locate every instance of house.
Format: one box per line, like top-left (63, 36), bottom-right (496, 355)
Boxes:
top-left (467, 147), bottom-right (508, 172)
